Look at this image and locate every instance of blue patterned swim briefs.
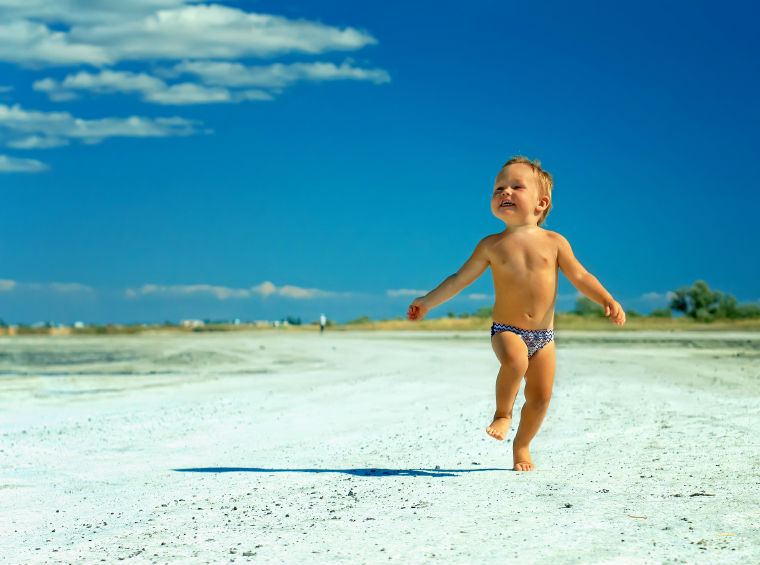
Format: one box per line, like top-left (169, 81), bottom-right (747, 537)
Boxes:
top-left (490, 323), bottom-right (554, 358)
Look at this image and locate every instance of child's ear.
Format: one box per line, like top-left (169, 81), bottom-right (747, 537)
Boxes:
top-left (537, 196), bottom-right (550, 211)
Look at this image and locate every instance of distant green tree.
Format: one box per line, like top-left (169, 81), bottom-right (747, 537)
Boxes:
top-left (627, 309), bottom-right (641, 318)
top-left (649, 308), bottom-right (672, 318)
top-left (347, 315), bottom-right (372, 325)
top-left (446, 311), bottom-right (456, 318)
top-left (286, 316), bottom-right (302, 325)
top-left (456, 312), bottom-right (470, 319)
top-left (669, 281), bottom-right (727, 321)
top-left (735, 304), bottom-right (760, 318)
top-left (668, 287), bottom-right (689, 315)
top-left (472, 306), bottom-right (494, 319)
top-left (713, 294), bottom-right (739, 319)
top-left (574, 297), bottom-right (604, 317)
top-left (666, 280), bottom-right (760, 320)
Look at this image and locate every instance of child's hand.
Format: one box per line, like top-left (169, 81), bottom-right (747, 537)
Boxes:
top-left (407, 298), bottom-right (430, 321)
top-left (605, 300), bottom-right (626, 326)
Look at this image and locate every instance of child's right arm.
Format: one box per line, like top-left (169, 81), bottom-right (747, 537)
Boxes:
top-left (407, 238), bottom-right (490, 321)
top-left (555, 232), bottom-right (626, 326)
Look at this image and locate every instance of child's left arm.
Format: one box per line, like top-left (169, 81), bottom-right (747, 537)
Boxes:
top-left (555, 233), bottom-right (626, 326)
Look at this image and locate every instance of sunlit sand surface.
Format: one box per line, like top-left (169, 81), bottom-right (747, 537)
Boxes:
top-left (1, 330), bottom-right (758, 563)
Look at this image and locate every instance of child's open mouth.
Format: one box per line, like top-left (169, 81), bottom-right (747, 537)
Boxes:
top-left (500, 201), bottom-right (515, 208)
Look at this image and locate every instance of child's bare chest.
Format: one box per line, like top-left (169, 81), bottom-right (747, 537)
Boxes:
top-left (489, 237), bottom-right (557, 278)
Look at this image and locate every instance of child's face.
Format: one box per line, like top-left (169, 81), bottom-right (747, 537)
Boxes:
top-left (491, 163), bottom-right (547, 226)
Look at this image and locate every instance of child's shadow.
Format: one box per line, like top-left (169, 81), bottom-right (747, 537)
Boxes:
top-left (173, 466), bottom-right (508, 477)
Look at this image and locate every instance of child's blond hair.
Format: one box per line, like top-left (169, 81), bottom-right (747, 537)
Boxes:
top-left (501, 156), bottom-right (553, 225)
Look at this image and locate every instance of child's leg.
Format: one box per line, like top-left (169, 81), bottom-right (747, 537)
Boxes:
top-left (513, 341), bottom-right (556, 471)
top-left (486, 332), bottom-right (529, 440)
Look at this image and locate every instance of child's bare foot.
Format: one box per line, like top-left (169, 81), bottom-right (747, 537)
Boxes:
top-left (486, 417), bottom-right (511, 440)
top-left (513, 444), bottom-right (534, 471)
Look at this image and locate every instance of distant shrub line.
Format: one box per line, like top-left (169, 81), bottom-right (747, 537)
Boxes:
top-left (573, 280), bottom-right (759, 322)
top-left (344, 280), bottom-right (760, 325)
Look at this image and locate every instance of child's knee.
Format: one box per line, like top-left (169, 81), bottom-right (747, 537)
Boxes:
top-left (525, 386), bottom-right (552, 407)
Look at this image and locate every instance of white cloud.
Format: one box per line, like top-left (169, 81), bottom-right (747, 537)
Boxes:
top-left (34, 60), bottom-right (385, 105)
top-left (251, 281), bottom-right (276, 297)
top-left (32, 70), bottom-right (272, 105)
top-left (35, 69), bottom-right (273, 106)
top-left (125, 283), bottom-right (250, 300)
top-left (32, 78), bottom-right (80, 102)
top-left (251, 281), bottom-right (335, 300)
top-left (0, 103), bottom-right (202, 145)
top-left (126, 280), bottom-right (337, 300)
top-left (0, 20), bottom-right (109, 66)
top-left (0, 279), bottom-right (94, 292)
top-left (640, 291), bottom-right (674, 303)
top-left (34, 70), bottom-right (166, 97)
top-left (239, 90), bottom-right (276, 102)
top-left (467, 293), bottom-right (491, 300)
top-left (278, 285), bottom-right (319, 299)
top-left (144, 82), bottom-right (239, 105)
top-left (76, 5), bottom-right (376, 62)
top-left (4, 278), bottom-right (347, 300)
top-left (0, 3), bottom-right (388, 156)
top-left (173, 59), bottom-right (390, 89)
top-left (8, 135), bottom-right (70, 149)
top-left (47, 282), bottom-right (94, 293)
top-left (0, 1), bottom-right (199, 26)
top-left (387, 289), bottom-right (427, 297)
top-left (0, 154), bottom-right (48, 172)
top-left (0, 4), bottom-right (378, 67)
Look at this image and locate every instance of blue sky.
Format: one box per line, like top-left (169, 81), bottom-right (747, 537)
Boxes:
top-left (1, 0), bottom-right (759, 324)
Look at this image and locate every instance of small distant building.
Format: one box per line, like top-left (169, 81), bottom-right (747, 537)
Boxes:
top-left (180, 319), bottom-right (205, 328)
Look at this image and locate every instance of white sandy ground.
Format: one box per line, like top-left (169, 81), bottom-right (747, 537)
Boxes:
top-left (1, 330), bottom-right (759, 565)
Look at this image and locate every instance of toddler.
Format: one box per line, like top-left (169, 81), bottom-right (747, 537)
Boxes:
top-left (407, 156), bottom-right (626, 471)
